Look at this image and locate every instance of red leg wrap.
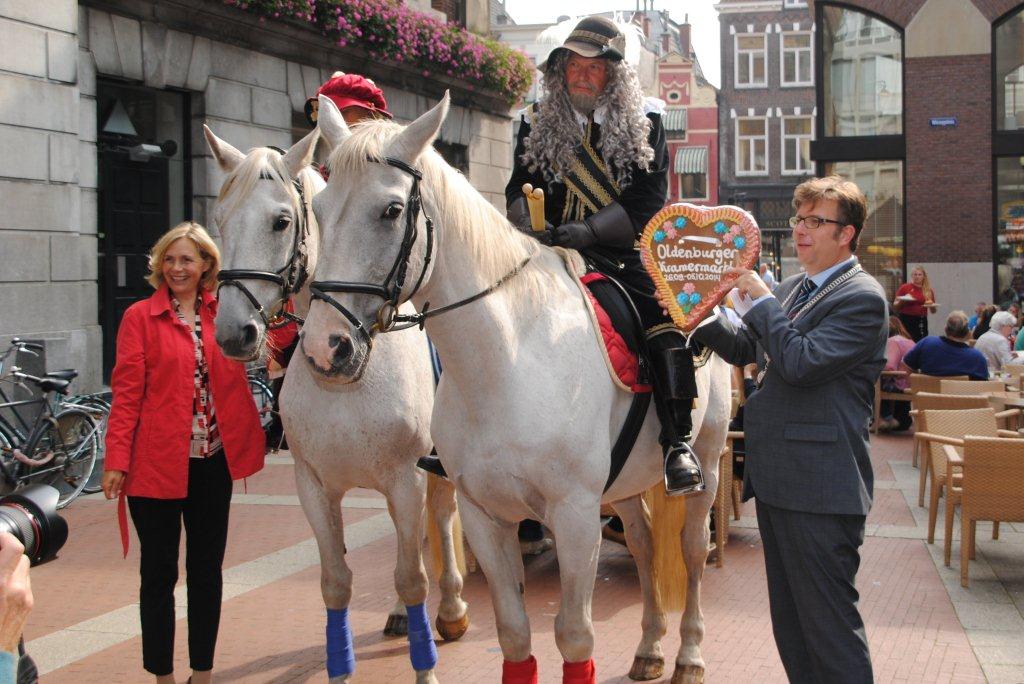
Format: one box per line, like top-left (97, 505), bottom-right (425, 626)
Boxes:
top-left (502, 655), bottom-right (538, 684)
top-left (563, 658), bottom-right (596, 684)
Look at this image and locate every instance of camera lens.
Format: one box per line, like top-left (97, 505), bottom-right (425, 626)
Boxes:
top-left (0, 485), bottom-right (68, 565)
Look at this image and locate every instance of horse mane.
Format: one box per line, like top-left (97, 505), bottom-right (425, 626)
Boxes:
top-left (217, 147), bottom-right (310, 228)
top-left (326, 119), bottom-right (548, 302)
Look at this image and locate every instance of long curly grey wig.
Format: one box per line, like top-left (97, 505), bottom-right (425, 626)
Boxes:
top-left (520, 50), bottom-right (654, 187)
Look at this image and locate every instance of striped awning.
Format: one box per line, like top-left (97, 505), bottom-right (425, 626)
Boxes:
top-left (674, 146), bottom-right (708, 174)
top-left (663, 108), bottom-right (687, 132)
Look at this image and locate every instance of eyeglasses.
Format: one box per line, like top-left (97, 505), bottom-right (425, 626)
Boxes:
top-left (789, 215), bottom-right (846, 230)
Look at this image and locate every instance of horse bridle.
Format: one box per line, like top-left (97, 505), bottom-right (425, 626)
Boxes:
top-left (216, 156), bottom-right (311, 330)
top-left (308, 156), bottom-right (534, 349)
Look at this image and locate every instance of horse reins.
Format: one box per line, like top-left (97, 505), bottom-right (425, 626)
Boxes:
top-left (216, 150), bottom-right (312, 330)
top-left (308, 156), bottom-right (534, 348)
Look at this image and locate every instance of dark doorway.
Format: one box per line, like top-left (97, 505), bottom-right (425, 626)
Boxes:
top-left (96, 82), bottom-right (190, 380)
top-left (99, 152), bottom-right (169, 376)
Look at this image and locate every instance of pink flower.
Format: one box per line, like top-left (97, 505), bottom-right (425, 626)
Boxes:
top-left (682, 283), bottom-right (696, 295)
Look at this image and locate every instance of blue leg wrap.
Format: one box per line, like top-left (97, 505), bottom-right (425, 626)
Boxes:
top-left (326, 607), bottom-right (356, 677)
top-left (406, 602), bottom-right (437, 672)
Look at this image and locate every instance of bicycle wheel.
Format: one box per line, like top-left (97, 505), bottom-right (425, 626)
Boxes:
top-left (30, 408), bottom-right (98, 508)
top-left (249, 377), bottom-right (275, 430)
top-left (0, 425), bottom-right (15, 497)
top-left (72, 398), bottom-right (108, 494)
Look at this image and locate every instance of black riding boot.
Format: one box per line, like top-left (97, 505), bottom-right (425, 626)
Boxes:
top-left (416, 448), bottom-right (447, 478)
top-left (647, 328), bottom-right (705, 496)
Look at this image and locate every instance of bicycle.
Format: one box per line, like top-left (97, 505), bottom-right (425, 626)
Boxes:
top-left (0, 341), bottom-right (99, 508)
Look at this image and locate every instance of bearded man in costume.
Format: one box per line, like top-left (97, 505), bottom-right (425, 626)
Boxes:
top-left (509, 16), bottom-right (702, 495)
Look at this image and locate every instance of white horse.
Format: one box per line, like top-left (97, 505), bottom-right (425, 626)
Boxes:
top-left (301, 95), bottom-right (732, 683)
top-left (202, 125), bottom-right (469, 684)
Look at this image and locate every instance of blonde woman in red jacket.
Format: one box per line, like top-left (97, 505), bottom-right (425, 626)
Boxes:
top-left (102, 221), bottom-right (265, 684)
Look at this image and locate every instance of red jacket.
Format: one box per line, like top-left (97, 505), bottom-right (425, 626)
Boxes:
top-left (106, 287), bottom-right (265, 552)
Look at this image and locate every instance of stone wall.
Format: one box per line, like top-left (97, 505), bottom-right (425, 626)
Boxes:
top-left (0, 0), bottom-right (101, 390)
top-left (0, 1), bottom-right (514, 390)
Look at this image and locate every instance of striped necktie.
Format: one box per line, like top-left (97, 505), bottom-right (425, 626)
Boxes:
top-left (788, 277), bottom-right (816, 318)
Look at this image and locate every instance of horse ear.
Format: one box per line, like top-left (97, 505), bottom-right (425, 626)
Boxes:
top-left (317, 95), bottom-right (351, 151)
top-left (390, 91), bottom-right (450, 164)
top-left (203, 124), bottom-right (245, 172)
top-left (282, 127), bottom-right (319, 177)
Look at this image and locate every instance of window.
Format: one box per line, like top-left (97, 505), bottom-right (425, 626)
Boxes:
top-left (996, 7), bottom-right (1024, 131)
top-left (781, 32), bottom-right (812, 86)
top-left (996, 157), bottom-right (1024, 306)
top-left (675, 146), bottom-right (708, 199)
top-left (784, 0), bottom-right (808, 7)
top-left (736, 117), bottom-right (768, 175)
top-left (824, 160), bottom-right (904, 300)
top-left (679, 173), bottom-right (707, 200)
top-left (735, 34), bottom-right (766, 88)
top-left (781, 116), bottom-right (813, 174)
top-left (821, 6), bottom-right (902, 136)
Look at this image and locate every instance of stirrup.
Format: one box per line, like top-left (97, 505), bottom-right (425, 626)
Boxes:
top-left (416, 455), bottom-right (448, 479)
top-left (663, 442), bottom-right (705, 497)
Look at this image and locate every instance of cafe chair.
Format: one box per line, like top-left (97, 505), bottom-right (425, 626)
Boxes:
top-left (939, 379), bottom-right (1006, 395)
top-left (914, 408), bottom-right (1019, 547)
top-left (909, 392), bottom-right (991, 475)
top-left (909, 373), bottom-right (967, 394)
top-left (871, 370), bottom-right (911, 434)
top-left (945, 436), bottom-right (1024, 587)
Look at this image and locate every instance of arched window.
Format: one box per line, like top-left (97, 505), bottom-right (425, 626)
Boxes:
top-left (821, 6), bottom-right (903, 137)
top-left (993, 4), bottom-right (1024, 306)
top-left (995, 6), bottom-right (1024, 132)
top-left (815, 4), bottom-right (904, 299)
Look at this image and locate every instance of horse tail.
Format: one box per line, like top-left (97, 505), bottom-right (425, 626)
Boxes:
top-left (426, 473), bottom-right (468, 578)
top-left (643, 483), bottom-right (687, 612)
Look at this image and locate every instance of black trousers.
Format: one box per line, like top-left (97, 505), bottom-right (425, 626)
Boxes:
top-left (898, 313), bottom-right (928, 342)
top-left (128, 452), bottom-right (233, 676)
top-left (755, 500), bottom-right (873, 684)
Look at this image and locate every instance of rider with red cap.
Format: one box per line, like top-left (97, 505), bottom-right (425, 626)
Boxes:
top-left (265, 72), bottom-right (395, 448)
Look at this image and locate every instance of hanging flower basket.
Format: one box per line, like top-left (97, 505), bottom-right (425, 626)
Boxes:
top-left (223, 0), bottom-right (533, 104)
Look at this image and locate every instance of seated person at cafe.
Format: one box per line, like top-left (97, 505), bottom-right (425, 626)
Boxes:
top-left (901, 310), bottom-right (989, 380)
top-left (975, 310), bottom-right (1019, 372)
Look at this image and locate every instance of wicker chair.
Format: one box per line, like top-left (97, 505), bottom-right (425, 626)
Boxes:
top-left (1002, 363), bottom-right (1024, 379)
top-left (946, 436), bottom-right (1024, 587)
top-left (871, 370), bottom-right (911, 434)
top-left (914, 408), bottom-right (1019, 546)
top-left (939, 379), bottom-right (1005, 395)
top-left (909, 373), bottom-right (967, 394)
top-left (909, 392), bottom-right (991, 476)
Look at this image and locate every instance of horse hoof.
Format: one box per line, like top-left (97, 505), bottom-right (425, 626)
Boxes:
top-left (435, 612), bottom-right (470, 641)
top-left (383, 613), bottom-right (408, 636)
top-left (670, 664), bottom-right (705, 683)
top-left (628, 655), bottom-right (664, 680)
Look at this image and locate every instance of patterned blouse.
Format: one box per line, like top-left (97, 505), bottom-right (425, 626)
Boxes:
top-left (171, 296), bottom-right (221, 458)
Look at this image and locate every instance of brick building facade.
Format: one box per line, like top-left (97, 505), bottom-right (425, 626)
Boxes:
top-left (0, 0), bottom-right (514, 390)
top-left (716, 0), bottom-right (816, 280)
top-left (659, 51), bottom-right (719, 205)
top-left (810, 0), bottom-right (1024, 323)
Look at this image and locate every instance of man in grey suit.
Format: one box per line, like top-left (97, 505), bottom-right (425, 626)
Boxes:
top-left (693, 176), bottom-right (886, 683)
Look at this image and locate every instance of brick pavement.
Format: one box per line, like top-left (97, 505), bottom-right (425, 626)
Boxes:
top-left (26, 431), bottom-right (1023, 682)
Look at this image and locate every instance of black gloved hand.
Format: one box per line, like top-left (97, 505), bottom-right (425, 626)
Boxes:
top-left (507, 196), bottom-right (551, 234)
top-left (549, 219), bottom-right (598, 249)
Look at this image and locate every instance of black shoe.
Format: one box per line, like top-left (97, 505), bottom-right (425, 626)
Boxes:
top-left (664, 440), bottom-right (704, 496)
top-left (416, 455), bottom-right (448, 479)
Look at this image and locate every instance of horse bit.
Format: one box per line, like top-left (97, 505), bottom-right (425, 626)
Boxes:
top-left (308, 156), bottom-right (533, 349)
top-left (216, 150), bottom-right (311, 330)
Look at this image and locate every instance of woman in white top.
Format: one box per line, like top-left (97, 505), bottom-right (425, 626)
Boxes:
top-left (975, 310), bottom-right (1018, 372)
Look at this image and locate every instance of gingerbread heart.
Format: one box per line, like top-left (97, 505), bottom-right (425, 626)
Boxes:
top-left (639, 203), bottom-right (761, 331)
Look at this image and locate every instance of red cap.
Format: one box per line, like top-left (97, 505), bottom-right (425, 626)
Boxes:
top-left (304, 72), bottom-right (393, 125)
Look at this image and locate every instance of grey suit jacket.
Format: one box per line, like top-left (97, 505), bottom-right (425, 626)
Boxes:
top-left (694, 260), bottom-right (888, 516)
